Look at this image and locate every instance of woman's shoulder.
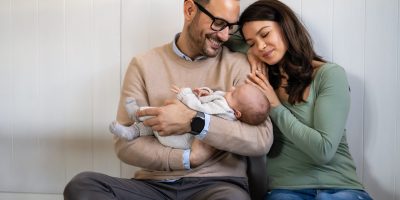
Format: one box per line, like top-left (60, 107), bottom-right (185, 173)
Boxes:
top-left (311, 62), bottom-right (348, 92)
top-left (314, 62), bottom-right (346, 79)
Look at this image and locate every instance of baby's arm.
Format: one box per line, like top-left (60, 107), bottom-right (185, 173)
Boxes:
top-left (171, 85), bottom-right (213, 97)
top-left (170, 85), bottom-right (181, 94)
top-left (193, 87), bottom-right (213, 97)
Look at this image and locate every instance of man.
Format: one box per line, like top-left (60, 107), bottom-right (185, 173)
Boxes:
top-left (63, 0), bottom-right (273, 199)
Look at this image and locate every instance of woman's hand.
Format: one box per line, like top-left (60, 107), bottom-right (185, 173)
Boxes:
top-left (247, 70), bottom-right (281, 108)
top-left (190, 139), bottom-right (216, 168)
top-left (247, 51), bottom-right (267, 76)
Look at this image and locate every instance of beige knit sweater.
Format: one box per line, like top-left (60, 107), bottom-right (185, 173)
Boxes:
top-left (114, 43), bottom-right (273, 180)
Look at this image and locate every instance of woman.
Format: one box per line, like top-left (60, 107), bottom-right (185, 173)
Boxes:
top-left (237, 0), bottom-right (373, 199)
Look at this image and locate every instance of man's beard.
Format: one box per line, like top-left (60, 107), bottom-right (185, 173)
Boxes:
top-left (187, 18), bottom-right (222, 58)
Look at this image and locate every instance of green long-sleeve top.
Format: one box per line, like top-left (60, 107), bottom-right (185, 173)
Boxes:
top-left (267, 63), bottom-right (364, 189)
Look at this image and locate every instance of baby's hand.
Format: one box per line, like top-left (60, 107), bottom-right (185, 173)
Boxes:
top-left (193, 88), bottom-right (211, 97)
top-left (170, 85), bottom-right (181, 94)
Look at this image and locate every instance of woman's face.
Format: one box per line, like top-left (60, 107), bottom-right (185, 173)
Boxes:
top-left (242, 20), bottom-right (287, 65)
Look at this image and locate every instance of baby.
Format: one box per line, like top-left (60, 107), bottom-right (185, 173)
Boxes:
top-left (109, 84), bottom-right (270, 149)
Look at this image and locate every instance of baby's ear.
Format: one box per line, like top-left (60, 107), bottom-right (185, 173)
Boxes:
top-left (233, 109), bottom-right (242, 119)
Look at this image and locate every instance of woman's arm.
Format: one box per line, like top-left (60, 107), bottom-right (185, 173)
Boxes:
top-left (270, 65), bottom-right (351, 164)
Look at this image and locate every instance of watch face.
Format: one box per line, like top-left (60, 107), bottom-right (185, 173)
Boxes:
top-left (191, 117), bottom-right (205, 133)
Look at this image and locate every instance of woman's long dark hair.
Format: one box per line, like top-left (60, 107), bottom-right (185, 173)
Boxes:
top-left (239, 0), bottom-right (325, 104)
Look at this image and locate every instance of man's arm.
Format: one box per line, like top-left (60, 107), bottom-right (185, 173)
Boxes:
top-left (203, 116), bottom-right (273, 156)
top-left (114, 58), bottom-right (186, 171)
top-left (139, 98), bottom-right (273, 157)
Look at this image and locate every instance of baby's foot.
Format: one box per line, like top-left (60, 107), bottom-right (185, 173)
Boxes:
top-left (109, 121), bottom-right (139, 140)
top-left (125, 97), bottom-right (140, 121)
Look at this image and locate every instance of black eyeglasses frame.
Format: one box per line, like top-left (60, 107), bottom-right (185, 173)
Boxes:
top-left (193, 1), bottom-right (239, 35)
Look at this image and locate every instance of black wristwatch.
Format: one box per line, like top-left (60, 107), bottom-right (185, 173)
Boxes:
top-left (190, 112), bottom-right (205, 135)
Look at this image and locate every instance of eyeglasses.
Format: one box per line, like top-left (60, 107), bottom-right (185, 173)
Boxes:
top-left (193, 1), bottom-right (239, 35)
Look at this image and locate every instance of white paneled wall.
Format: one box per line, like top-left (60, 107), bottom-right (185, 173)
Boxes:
top-left (0, 0), bottom-right (399, 199)
top-left (332, 0), bottom-right (366, 182)
top-left (363, 1), bottom-right (399, 199)
top-left (0, 0), bottom-right (121, 197)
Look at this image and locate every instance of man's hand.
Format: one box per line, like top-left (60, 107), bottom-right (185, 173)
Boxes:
top-left (137, 99), bottom-right (196, 136)
top-left (190, 139), bottom-right (217, 168)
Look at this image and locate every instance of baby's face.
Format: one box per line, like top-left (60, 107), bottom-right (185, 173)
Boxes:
top-left (225, 85), bottom-right (246, 110)
top-left (225, 84), bottom-right (264, 111)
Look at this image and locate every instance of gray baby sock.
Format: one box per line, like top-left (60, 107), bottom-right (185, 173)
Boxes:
top-left (109, 121), bottom-right (139, 140)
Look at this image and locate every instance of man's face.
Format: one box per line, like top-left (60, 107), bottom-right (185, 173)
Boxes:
top-left (188, 0), bottom-right (240, 57)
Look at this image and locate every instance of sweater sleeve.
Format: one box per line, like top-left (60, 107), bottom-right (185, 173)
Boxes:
top-left (269, 65), bottom-right (351, 164)
top-left (202, 53), bottom-right (274, 156)
top-left (114, 58), bottom-right (185, 171)
top-left (205, 116), bottom-right (273, 156)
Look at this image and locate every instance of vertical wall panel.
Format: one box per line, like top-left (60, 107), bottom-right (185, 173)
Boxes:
top-left (0, 0), bottom-right (13, 191)
top-left (240, 0), bottom-right (256, 11)
top-left (120, 0), bottom-right (150, 77)
top-left (64, 0), bottom-right (94, 182)
top-left (302, 0), bottom-right (333, 61)
top-left (147, 1), bottom-right (182, 48)
top-left (9, 0), bottom-right (43, 192)
top-left (34, 0), bottom-right (66, 192)
top-left (332, 0), bottom-right (365, 182)
top-left (281, 0), bottom-right (302, 18)
top-left (92, 0), bottom-right (121, 176)
top-left (396, 1), bottom-right (400, 199)
top-left (364, 0), bottom-right (398, 199)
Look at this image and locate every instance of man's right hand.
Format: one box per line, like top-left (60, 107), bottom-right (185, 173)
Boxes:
top-left (190, 139), bottom-right (217, 168)
top-left (137, 99), bottom-right (196, 136)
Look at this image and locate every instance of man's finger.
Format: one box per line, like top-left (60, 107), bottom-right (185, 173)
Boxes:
top-left (164, 99), bottom-right (179, 106)
top-left (137, 107), bottom-right (159, 117)
top-left (142, 116), bottom-right (159, 127)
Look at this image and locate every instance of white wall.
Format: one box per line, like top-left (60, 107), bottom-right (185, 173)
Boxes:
top-left (0, 0), bottom-right (399, 199)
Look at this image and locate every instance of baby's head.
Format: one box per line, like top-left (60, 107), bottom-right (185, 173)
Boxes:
top-left (225, 84), bottom-right (270, 125)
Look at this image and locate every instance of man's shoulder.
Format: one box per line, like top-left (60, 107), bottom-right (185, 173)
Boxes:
top-left (135, 43), bottom-right (172, 60)
top-left (219, 47), bottom-right (250, 73)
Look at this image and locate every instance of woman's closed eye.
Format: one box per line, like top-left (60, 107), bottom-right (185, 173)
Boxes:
top-left (248, 42), bottom-right (255, 47)
top-left (261, 32), bottom-right (270, 38)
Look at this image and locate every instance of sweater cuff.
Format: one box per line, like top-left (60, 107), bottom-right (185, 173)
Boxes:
top-left (168, 148), bottom-right (185, 170)
top-left (183, 149), bottom-right (191, 170)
